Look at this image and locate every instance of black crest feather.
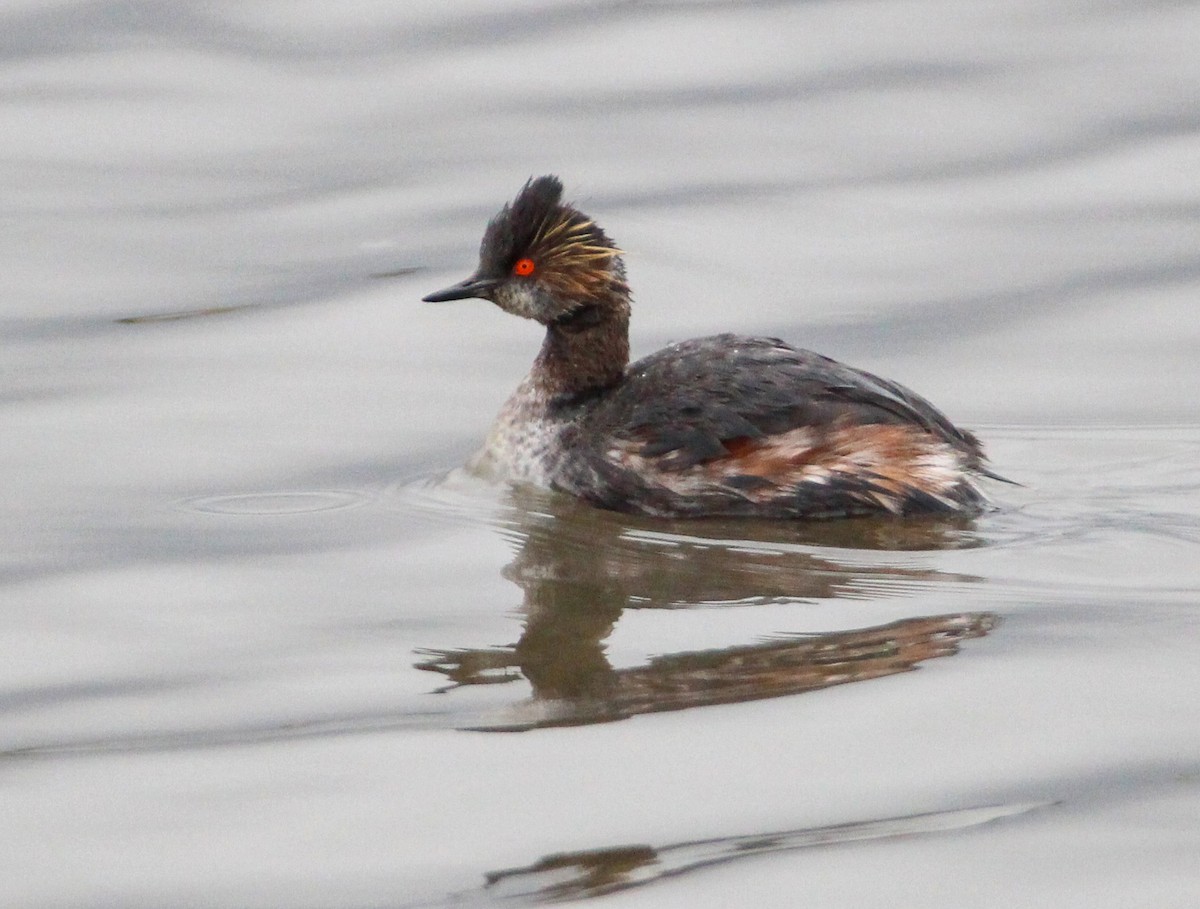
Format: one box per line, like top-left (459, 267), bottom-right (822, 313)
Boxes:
top-left (479, 175), bottom-right (620, 278)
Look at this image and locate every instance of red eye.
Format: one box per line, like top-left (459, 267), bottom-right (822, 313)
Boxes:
top-left (513, 257), bottom-right (536, 277)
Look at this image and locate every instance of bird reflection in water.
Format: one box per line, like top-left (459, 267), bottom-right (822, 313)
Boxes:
top-left (417, 487), bottom-right (996, 731)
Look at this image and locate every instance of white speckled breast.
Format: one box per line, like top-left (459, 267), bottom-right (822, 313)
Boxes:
top-left (466, 375), bottom-right (570, 486)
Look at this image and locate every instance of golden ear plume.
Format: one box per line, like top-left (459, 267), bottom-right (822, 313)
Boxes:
top-left (534, 212), bottom-right (623, 270)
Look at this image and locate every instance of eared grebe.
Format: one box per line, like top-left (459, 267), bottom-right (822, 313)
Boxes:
top-left (423, 176), bottom-right (1003, 519)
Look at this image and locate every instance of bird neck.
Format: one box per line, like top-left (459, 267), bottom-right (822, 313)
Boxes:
top-left (532, 297), bottom-right (631, 403)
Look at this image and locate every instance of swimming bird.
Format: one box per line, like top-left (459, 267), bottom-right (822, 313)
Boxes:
top-left (423, 176), bottom-right (1003, 519)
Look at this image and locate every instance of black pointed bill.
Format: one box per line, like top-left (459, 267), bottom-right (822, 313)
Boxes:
top-left (421, 274), bottom-right (498, 302)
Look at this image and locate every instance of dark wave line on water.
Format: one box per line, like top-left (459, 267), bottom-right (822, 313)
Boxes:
top-left (417, 755), bottom-right (1198, 907)
top-left (470, 801), bottom-right (1052, 906)
top-left (0, 1), bottom-right (846, 63)
top-left (0, 708), bottom-right (466, 761)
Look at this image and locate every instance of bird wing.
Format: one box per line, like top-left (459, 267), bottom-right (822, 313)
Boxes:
top-left (553, 334), bottom-right (995, 518)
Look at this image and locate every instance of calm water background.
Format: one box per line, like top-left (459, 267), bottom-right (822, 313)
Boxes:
top-left (3, 1), bottom-right (1199, 906)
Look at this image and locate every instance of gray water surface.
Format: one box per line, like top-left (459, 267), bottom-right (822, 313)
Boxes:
top-left (3, 2), bottom-right (1199, 907)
